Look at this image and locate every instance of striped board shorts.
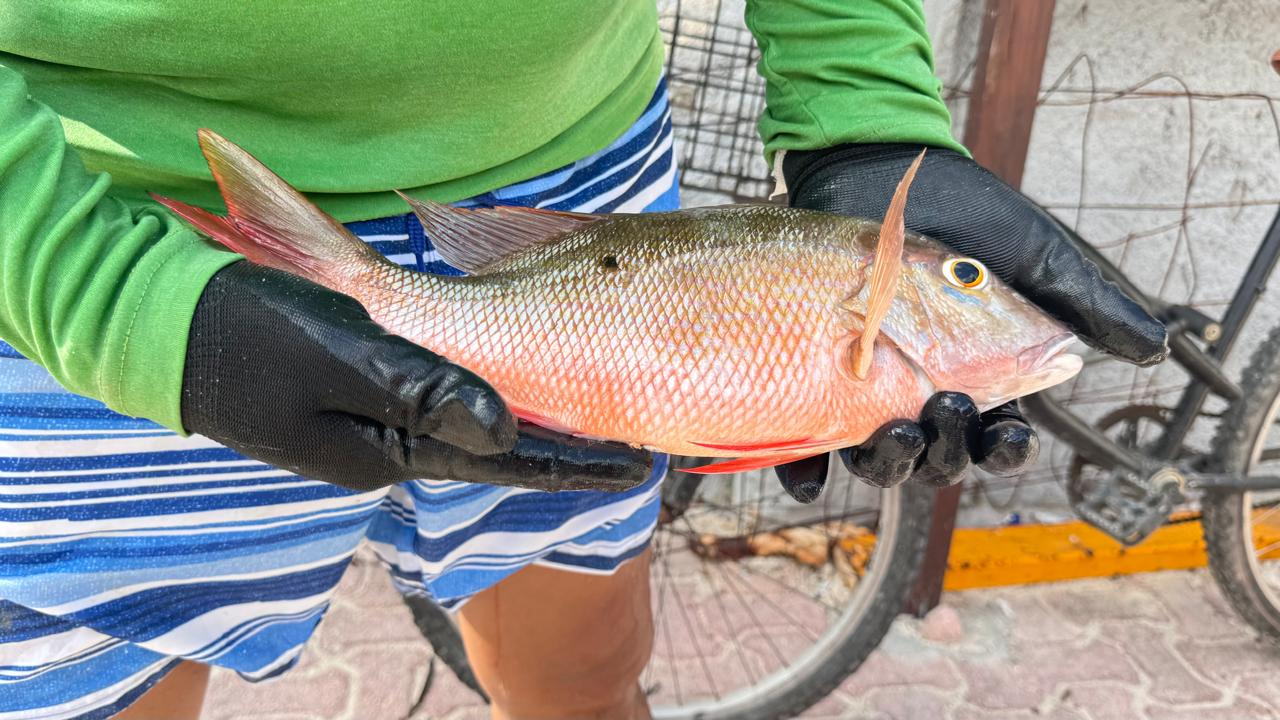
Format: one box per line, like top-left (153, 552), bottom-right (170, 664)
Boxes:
top-left (0, 81), bottom-right (676, 719)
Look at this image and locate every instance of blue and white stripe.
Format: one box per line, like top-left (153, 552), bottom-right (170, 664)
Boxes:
top-left (0, 80), bottom-right (676, 719)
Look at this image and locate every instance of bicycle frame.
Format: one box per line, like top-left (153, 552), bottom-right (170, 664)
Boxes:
top-left (1020, 202), bottom-right (1280, 542)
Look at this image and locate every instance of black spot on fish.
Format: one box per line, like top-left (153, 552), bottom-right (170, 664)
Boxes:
top-left (600, 255), bottom-right (620, 271)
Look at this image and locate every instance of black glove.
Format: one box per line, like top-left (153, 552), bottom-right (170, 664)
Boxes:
top-left (774, 143), bottom-right (1168, 502)
top-left (181, 261), bottom-right (652, 493)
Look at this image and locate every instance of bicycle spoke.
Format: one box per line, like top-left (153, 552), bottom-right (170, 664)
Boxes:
top-left (650, 515), bottom-right (684, 705)
top-left (716, 555), bottom-right (793, 669)
top-left (1252, 502), bottom-right (1280, 529)
top-left (721, 557), bottom-right (823, 644)
top-left (681, 512), bottom-right (756, 691)
top-left (666, 516), bottom-right (724, 700)
top-left (1253, 536), bottom-right (1280, 559)
top-left (646, 456), bottom-right (894, 714)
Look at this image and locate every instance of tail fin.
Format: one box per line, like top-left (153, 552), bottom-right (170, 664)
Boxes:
top-left (152, 129), bottom-right (388, 289)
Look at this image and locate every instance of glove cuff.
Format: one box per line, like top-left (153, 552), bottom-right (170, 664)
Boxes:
top-left (781, 143), bottom-right (966, 206)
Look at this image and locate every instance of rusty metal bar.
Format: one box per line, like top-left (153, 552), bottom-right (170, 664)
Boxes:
top-left (904, 0), bottom-right (1057, 617)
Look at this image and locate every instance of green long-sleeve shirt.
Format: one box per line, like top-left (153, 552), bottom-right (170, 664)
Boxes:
top-left (0, 0), bottom-right (961, 432)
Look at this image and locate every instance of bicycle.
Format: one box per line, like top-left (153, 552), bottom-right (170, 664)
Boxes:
top-left (622, 53), bottom-right (1280, 720)
top-left (404, 47), bottom-right (1280, 720)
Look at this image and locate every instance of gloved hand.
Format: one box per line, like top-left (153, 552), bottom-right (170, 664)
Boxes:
top-left (181, 261), bottom-right (653, 493)
top-left (773, 143), bottom-right (1169, 502)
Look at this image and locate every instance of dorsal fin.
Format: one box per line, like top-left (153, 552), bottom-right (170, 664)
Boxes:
top-left (397, 192), bottom-right (604, 274)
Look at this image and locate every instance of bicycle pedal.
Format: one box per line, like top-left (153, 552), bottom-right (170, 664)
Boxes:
top-left (1071, 474), bottom-right (1182, 546)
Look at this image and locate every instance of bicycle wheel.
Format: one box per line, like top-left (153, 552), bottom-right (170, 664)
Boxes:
top-left (1202, 324), bottom-right (1280, 639)
top-left (646, 456), bottom-right (936, 720)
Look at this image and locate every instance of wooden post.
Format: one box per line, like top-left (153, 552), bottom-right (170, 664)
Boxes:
top-left (904, 0), bottom-right (1057, 617)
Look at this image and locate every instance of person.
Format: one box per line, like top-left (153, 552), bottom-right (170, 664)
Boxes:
top-left (0, 2), bottom-right (1165, 719)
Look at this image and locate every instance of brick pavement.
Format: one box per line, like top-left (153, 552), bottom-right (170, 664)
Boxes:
top-left (204, 551), bottom-right (1280, 719)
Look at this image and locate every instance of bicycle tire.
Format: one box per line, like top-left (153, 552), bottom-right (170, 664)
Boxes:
top-left (649, 479), bottom-right (937, 720)
top-left (1202, 323), bottom-right (1280, 638)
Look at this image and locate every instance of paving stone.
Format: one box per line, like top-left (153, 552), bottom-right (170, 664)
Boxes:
top-left (952, 706), bottom-right (1088, 720)
top-left (330, 555), bottom-right (407, 612)
top-left (204, 663), bottom-right (353, 720)
top-left (866, 686), bottom-right (955, 720)
top-left (893, 594), bottom-right (1017, 664)
top-left (840, 648), bottom-right (966, 696)
top-left (991, 589), bottom-right (1088, 646)
top-left (1058, 683), bottom-right (1144, 720)
top-left (408, 664), bottom-right (490, 720)
top-left (1145, 696), bottom-right (1280, 719)
top-left (311, 596), bottom-right (422, 657)
top-left (1133, 570), bottom-right (1252, 641)
top-left (957, 637), bottom-right (1140, 711)
top-left (1042, 579), bottom-right (1171, 627)
top-left (1238, 674), bottom-right (1280, 710)
top-left (1101, 622), bottom-right (1223, 705)
top-left (430, 705), bottom-right (490, 720)
top-left (219, 715), bottom-right (330, 720)
top-left (345, 643), bottom-right (433, 720)
top-left (204, 569), bottom-right (1280, 720)
top-left (1173, 634), bottom-right (1280, 686)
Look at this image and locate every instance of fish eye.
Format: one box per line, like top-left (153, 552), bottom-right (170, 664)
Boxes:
top-left (944, 258), bottom-right (988, 290)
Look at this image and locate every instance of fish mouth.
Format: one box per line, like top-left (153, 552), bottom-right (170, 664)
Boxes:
top-left (1017, 333), bottom-right (1078, 375)
top-left (974, 333), bottom-right (1083, 411)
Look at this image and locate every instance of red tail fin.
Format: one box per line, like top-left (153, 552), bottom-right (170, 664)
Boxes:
top-left (152, 194), bottom-right (314, 276)
top-left (153, 129), bottom-right (389, 290)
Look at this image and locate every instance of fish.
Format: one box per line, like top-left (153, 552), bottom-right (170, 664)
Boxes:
top-left (155, 130), bottom-right (1083, 475)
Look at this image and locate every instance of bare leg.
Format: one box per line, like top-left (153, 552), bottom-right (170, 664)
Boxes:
top-left (458, 549), bottom-right (654, 720)
top-left (113, 660), bottom-right (209, 720)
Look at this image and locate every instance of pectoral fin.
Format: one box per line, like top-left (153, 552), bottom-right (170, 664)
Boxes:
top-left (851, 149), bottom-right (926, 380)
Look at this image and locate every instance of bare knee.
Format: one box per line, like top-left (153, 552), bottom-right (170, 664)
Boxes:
top-left (459, 552), bottom-right (654, 720)
top-left (115, 660), bottom-right (209, 720)
top-left (478, 607), bottom-right (650, 718)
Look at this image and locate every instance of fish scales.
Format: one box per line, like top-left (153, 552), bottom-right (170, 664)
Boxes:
top-left (356, 206), bottom-right (921, 457)
top-left (156, 131), bottom-right (1083, 471)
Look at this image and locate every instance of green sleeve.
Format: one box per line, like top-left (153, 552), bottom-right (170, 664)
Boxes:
top-left (0, 65), bottom-right (239, 432)
top-left (744, 0), bottom-right (968, 165)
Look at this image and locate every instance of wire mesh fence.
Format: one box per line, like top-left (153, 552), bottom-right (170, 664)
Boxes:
top-left (659, 0), bottom-right (771, 202)
top-left (657, 0), bottom-right (1280, 525)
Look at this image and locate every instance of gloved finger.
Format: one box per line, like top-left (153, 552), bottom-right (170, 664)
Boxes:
top-left (974, 401), bottom-right (1039, 476)
top-left (1012, 217), bottom-right (1168, 367)
top-left (977, 420), bottom-right (1038, 477)
top-left (350, 337), bottom-right (519, 457)
top-left (838, 420), bottom-right (926, 488)
top-left (774, 454), bottom-right (830, 503)
top-left (408, 423), bottom-right (654, 492)
top-left (912, 392), bottom-right (980, 488)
